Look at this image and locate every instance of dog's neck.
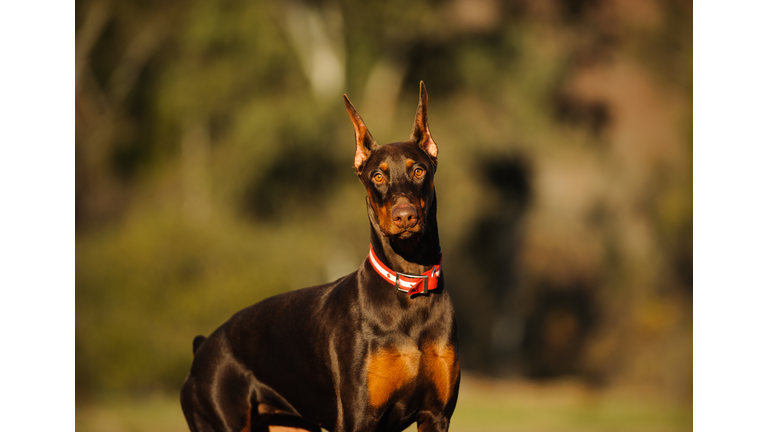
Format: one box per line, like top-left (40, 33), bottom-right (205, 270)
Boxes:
top-left (367, 195), bottom-right (441, 276)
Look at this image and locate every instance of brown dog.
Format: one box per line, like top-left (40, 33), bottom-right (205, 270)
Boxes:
top-left (180, 81), bottom-right (459, 432)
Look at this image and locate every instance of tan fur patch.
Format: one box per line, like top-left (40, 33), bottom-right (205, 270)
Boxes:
top-left (406, 159), bottom-right (414, 168)
top-left (379, 162), bottom-right (388, 171)
top-left (370, 198), bottom-right (397, 234)
top-left (376, 204), bottom-right (390, 228)
top-left (422, 343), bottom-right (459, 404)
top-left (240, 404), bottom-right (252, 432)
top-left (367, 345), bottom-right (421, 408)
top-left (268, 427), bottom-right (313, 432)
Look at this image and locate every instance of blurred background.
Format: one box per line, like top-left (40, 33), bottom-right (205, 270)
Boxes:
top-left (75, 0), bottom-right (692, 430)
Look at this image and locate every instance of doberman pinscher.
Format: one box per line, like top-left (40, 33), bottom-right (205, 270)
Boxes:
top-left (180, 81), bottom-right (460, 432)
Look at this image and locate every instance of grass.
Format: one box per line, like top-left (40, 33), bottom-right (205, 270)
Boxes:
top-left (75, 375), bottom-right (691, 432)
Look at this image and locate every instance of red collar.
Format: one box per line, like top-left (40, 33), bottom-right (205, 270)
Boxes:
top-left (368, 244), bottom-right (442, 295)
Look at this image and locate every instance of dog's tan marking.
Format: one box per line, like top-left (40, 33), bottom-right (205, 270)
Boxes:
top-left (369, 195), bottom-right (398, 235)
top-left (240, 405), bottom-right (251, 432)
top-left (378, 204), bottom-right (394, 231)
top-left (367, 344), bottom-right (421, 409)
top-left (379, 162), bottom-right (388, 171)
top-left (406, 159), bottom-right (414, 168)
top-left (422, 342), bottom-right (459, 404)
top-left (268, 427), bottom-right (313, 432)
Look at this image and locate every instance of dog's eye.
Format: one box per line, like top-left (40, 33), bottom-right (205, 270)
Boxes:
top-left (373, 173), bottom-right (384, 182)
top-left (414, 168), bottom-right (424, 178)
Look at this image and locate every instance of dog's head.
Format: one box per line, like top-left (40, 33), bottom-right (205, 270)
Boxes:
top-left (343, 81), bottom-right (439, 242)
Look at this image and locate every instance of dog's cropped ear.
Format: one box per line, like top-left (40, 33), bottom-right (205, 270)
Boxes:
top-left (344, 94), bottom-right (379, 174)
top-left (410, 81), bottom-right (438, 167)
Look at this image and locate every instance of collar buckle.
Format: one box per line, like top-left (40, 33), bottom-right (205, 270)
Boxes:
top-left (395, 270), bottom-right (434, 295)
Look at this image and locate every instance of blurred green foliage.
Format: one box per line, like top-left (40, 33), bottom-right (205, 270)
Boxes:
top-left (76, 0), bottom-right (692, 401)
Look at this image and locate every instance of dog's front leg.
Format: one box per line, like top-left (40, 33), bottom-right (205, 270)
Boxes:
top-left (417, 412), bottom-right (452, 432)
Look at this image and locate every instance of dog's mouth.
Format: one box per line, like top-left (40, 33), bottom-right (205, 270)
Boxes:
top-left (396, 230), bottom-right (416, 239)
top-left (389, 220), bottom-right (427, 239)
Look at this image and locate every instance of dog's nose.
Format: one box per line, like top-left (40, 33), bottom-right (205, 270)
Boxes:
top-left (392, 204), bottom-right (418, 229)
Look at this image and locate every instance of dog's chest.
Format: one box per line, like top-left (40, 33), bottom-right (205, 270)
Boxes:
top-left (365, 336), bottom-right (459, 410)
